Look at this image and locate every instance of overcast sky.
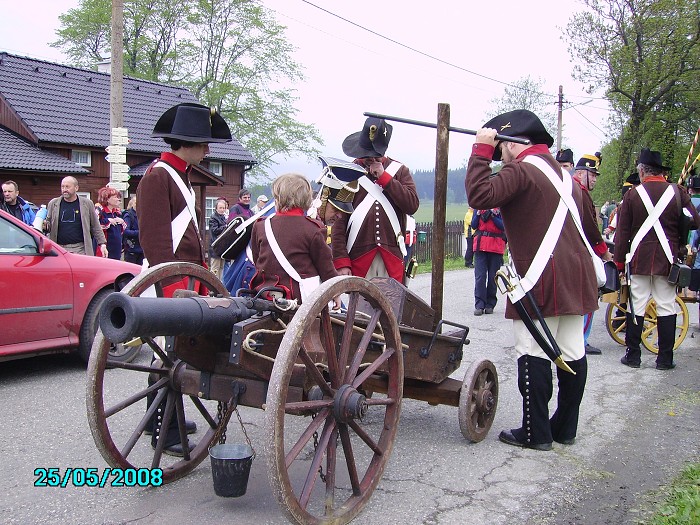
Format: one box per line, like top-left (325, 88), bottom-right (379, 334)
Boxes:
top-left (0, 0), bottom-right (612, 180)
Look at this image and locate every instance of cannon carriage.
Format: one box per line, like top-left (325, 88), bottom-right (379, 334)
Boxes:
top-left (87, 261), bottom-right (498, 525)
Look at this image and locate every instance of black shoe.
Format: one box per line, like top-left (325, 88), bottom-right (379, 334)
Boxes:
top-left (484, 307), bottom-right (494, 314)
top-left (498, 430), bottom-right (552, 451)
top-left (655, 362), bottom-right (676, 370)
top-left (153, 440), bottom-right (197, 457)
top-left (620, 354), bottom-right (640, 368)
top-left (554, 437), bottom-right (576, 445)
top-left (474, 308), bottom-right (484, 316)
top-left (585, 344), bottom-right (602, 355)
top-left (145, 419), bottom-right (198, 436)
top-left (466, 264), bottom-right (474, 268)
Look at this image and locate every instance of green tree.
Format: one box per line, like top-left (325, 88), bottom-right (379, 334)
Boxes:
top-left (483, 76), bottom-right (559, 141)
top-left (51, 0), bottom-right (322, 180)
top-left (565, 0), bottom-right (700, 186)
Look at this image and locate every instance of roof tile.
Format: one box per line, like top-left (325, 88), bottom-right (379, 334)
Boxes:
top-left (0, 53), bottom-right (256, 164)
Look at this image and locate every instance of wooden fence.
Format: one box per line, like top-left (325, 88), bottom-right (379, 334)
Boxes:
top-left (412, 221), bottom-right (465, 264)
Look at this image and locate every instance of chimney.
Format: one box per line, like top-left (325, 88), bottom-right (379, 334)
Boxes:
top-left (96, 59), bottom-right (111, 74)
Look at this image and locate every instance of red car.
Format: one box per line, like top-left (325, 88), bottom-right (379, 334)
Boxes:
top-left (0, 209), bottom-right (141, 363)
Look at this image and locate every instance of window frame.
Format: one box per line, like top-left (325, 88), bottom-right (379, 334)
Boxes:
top-left (71, 149), bottom-right (92, 167)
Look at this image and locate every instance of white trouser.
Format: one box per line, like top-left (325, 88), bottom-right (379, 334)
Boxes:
top-left (629, 275), bottom-right (678, 317)
top-left (365, 253), bottom-right (390, 279)
top-left (512, 314), bottom-right (585, 362)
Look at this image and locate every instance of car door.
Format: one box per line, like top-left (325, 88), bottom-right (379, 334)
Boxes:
top-left (0, 214), bottom-right (74, 357)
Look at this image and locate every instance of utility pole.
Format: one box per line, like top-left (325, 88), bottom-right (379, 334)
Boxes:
top-left (108, 0), bottom-right (130, 194)
top-left (110, 0), bottom-right (124, 134)
top-left (556, 85), bottom-right (564, 152)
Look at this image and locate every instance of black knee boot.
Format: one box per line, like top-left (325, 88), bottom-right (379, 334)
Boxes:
top-left (655, 314), bottom-right (677, 370)
top-left (550, 356), bottom-right (588, 444)
top-left (510, 355), bottom-right (553, 447)
top-left (621, 313), bottom-right (644, 367)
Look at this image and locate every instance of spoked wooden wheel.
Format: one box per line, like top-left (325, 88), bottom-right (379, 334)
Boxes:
top-left (86, 262), bottom-right (229, 483)
top-left (265, 276), bottom-right (403, 525)
top-left (641, 296), bottom-right (689, 354)
top-left (605, 301), bottom-right (629, 346)
top-left (458, 359), bottom-right (498, 442)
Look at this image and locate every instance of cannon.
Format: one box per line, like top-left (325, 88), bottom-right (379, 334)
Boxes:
top-left (87, 262), bottom-right (499, 525)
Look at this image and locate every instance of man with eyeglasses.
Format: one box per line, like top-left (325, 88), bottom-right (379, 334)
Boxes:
top-left (45, 176), bottom-right (107, 256)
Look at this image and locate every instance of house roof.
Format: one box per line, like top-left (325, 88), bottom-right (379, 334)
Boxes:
top-left (0, 53), bottom-right (256, 165)
top-left (0, 126), bottom-right (89, 174)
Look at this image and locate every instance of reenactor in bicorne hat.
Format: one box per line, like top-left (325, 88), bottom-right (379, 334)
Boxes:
top-left (555, 148), bottom-right (575, 174)
top-left (614, 148), bottom-right (699, 370)
top-left (139, 102), bottom-right (232, 457)
top-left (572, 153), bottom-right (613, 356)
top-left (466, 109), bottom-right (598, 451)
top-left (331, 117), bottom-right (419, 284)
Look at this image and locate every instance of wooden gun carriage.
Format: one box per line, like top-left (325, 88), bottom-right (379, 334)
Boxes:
top-left (87, 262), bottom-right (499, 525)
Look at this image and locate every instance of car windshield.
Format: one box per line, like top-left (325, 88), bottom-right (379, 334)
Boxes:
top-left (0, 215), bottom-right (39, 254)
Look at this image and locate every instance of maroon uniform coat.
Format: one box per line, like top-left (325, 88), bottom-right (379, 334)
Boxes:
top-left (137, 152), bottom-right (205, 267)
top-left (466, 143), bottom-right (599, 320)
top-left (580, 187), bottom-right (608, 256)
top-left (250, 211), bottom-right (338, 301)
top-left (614, 177), bottom-right (699, 276)
top-left (331, 157), bottom-right (419, 280)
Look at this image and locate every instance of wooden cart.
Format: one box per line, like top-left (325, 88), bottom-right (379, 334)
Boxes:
top-left (87, 262), bottom-right (498, 525)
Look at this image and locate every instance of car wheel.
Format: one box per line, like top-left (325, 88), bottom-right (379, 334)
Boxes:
top-left (78, 288), bottom-right (142, 364)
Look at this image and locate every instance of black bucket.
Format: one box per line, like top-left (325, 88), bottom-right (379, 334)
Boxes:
top-left (209, 443), bottom-right (254, 497)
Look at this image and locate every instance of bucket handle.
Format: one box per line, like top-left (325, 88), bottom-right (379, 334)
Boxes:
top-left (210, 381), bottom-right (256, 458)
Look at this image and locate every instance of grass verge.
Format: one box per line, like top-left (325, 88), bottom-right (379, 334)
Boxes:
top-left (645, 462), bottom-right (700, 524)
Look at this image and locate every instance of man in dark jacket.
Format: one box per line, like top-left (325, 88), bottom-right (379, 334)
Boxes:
top-left (1, 180), bottom-right (36, 226)
top-left (208, 197), bottom-right (229, 278)
top-left (466, 109), bottom-right (598, 451)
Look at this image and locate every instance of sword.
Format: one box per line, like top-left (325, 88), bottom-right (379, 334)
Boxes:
top-left (495, 268), bottom-right (576, 375)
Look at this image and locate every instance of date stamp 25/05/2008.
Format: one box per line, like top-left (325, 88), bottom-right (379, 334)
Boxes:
top-left (34, 467), bottom-right (163, 488)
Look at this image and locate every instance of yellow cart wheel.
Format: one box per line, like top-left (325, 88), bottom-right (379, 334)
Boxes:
top-left (641, 296), bottom-right (689, 354)
top-left (605, 301), bottom-right (629, 347)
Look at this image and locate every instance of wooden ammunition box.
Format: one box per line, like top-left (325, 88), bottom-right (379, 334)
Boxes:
top-left (363, 277), bottom-right (435, 331)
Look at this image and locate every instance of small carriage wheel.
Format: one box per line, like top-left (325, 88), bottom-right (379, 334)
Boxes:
top-left (605, 301), bottom-right (629, 346)
top-left (265, 276), bottom-right (403, 525)
top-left (458, 359), bottom-right (498, 442)
top-left (86, 262), bottom-right (229, 484)
top-left (641, 296), bottom-right (689, 354)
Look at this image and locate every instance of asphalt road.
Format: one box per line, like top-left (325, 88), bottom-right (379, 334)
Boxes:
top-left (1, 269), bottom-right (698, 525)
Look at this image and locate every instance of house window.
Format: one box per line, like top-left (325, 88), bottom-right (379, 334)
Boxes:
top-left (71, 149), bottom-right (92, 167)
top-left (209, 162), bottom-right (222, 176)
top-left (205, 197), bottom-right (217, 229)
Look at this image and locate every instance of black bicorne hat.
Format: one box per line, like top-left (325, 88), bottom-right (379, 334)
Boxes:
top-left (637, 148), bottom-right (670, 171)
top-left (483, 109), bottom-right (554, 161)
top-left (625, 171), bottom-right (641, 186)
top-left (342, 117), bottom-right (393, 159)
top-left (152, 103), bottom-right (232, 143)
top-left (555, 148), bottom-right (574, 164)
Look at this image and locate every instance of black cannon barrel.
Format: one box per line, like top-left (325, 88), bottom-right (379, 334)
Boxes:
top-left (99, 293), bottom-right (260, 343)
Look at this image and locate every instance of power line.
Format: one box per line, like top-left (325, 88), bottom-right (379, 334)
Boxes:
top-left (297, 0), bottom-right (558, 101)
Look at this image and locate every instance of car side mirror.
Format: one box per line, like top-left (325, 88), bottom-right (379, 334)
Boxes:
top-left (38, 235), bottom-right (51, 255)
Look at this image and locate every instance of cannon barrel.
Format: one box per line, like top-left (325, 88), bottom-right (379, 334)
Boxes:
top-left (99, 293), bottom-right (264, 343)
